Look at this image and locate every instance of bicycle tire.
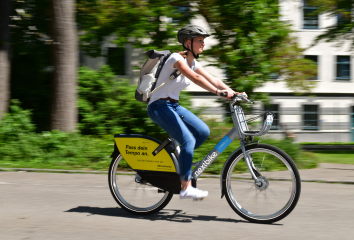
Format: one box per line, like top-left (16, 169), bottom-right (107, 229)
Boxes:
top-left (222, 143), bottom-right (301, 223)
top-left (108, 154), bottom-right (173, 215)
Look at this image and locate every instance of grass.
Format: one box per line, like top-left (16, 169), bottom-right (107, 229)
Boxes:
top-left (308, 150), bottom-right (354, 165)
top-left (2, 148), bottom-right (352, 173)
top-left (1, 119), bottom-right (349, 173)
top-left (0, 140), bottom-right (242, 173)
top-left (0, 138), bottom-right (319, 173)
top-left (0, 160), bottom-right (111, 171)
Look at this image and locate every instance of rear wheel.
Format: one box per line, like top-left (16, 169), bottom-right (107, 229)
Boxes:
top-left (108, 154), bottom-right (173, 215)
top-left (223, 144), bottom-right (301, 223)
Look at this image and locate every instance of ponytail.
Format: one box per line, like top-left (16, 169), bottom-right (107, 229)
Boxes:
top-left (176, 50), bottom-right (187, 58)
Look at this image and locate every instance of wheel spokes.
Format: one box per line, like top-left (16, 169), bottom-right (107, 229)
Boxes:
top-left (227, 148), bottom-right (298, 220)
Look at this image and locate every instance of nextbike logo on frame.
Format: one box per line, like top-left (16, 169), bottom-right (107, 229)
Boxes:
top-left (194, 152), bottom-right (218, 178)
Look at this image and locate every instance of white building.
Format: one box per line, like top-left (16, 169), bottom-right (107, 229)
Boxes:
top-left (255, 0), bottom-right (354, 142)
top-left (81, 0), bottom-right (354, 142)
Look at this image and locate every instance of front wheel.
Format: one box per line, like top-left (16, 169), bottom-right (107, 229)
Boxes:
top-left (223, 144), bottom-right (301, 223)
top-left (108, 154), bottom-right (173, 215)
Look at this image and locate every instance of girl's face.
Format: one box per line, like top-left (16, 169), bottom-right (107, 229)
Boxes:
top-left (186, 36), bottom-right (205, 54)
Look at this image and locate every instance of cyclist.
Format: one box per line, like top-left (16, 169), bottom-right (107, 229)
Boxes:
top-left (147, 25), bottom-right (246, 199)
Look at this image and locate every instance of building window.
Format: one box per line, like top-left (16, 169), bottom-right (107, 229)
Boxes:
top-left (304, 55), bottom-right (318, 80)
top-left (337, 13), bottom-right (346, 25)
top-left (303, 1), bottom-right (319, 29)
top-left (269, 73), bottom-right (279, 80)
top-left (303, 105), bottom-right (318, 130)
top-left (264, 104), bottom-right (279, 130)
top-left (336, 56), bottom-right (350, 80)
top-left (106, 47), bottom-right (125, 75)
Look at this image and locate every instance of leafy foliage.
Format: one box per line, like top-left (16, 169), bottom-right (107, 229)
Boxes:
top-left (193, 119), bottom-right (317, 174)
top-left (0, 100), bottom-right (109, 166)
top-left (0, 98), bottom-right (109, 166)
top-left (308, 0), bottom-right (353, 48)
top-left (9, 0), bottom-right (318, 131)
top-left (77, 0), bottom-right (195, 57)
top-left (0, 100), bottom-right (36, 142)
top-left (77, 0), bottom-right (316, 96)
top-left (256, 137), bottom-right (317, 170)
top-left (199, 0), bottom-right (316, 97)
top-left (0, 101), bottom-right (316, 172)
top-left (1, 0), bottom-right (320, 171)
top-left (9, 0), bottom-right (196, 130)
top-left (78, 65), bottom-right (192, 138)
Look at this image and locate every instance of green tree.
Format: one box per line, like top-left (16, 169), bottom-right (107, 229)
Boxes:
top-left (198, 0), bottom-right (316, 98)
top-left (9, 0), bottom-right (52, 131)
top-left (9, 0), bottom-right (316, 133)
top-left (78, 65), bottom-right (192, 138)
top-left (9, 0), bottom-right (195, 131)
top-left (10, 0), bottom-right (78, 132)
top-left (50, 0), bottom-right (78, 132)
top-left (77, 0), bottom-right (316, 99)
top-left (308, 0), bottom-right (353, 48)
top-left (77, 0), bottom-right (195, 57)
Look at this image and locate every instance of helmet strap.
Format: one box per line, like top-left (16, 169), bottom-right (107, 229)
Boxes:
top-left (183, 38), bottom-right (199, 59)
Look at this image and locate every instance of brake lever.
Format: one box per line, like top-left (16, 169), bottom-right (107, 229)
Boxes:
top-left (239, 95), bottom-right (253, 104)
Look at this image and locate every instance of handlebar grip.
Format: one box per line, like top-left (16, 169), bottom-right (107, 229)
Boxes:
top-left (219, 92), bottom-right (252, 103)
top-left (220, 92), bottom-right (238, 99)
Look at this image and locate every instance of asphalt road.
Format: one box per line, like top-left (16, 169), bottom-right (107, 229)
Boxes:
top-left (0, 171), bottom-right (353, 240)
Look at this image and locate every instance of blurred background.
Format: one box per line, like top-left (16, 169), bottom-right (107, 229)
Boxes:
top-left (0, 0), bottom-right (352, 172)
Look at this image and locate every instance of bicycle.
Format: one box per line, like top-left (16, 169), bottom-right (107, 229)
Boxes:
top-left (108, 94), bottom-right (301, 224)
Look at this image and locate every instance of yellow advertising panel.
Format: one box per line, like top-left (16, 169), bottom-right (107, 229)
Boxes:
top-left (115, 137), bottom-right (176, 172)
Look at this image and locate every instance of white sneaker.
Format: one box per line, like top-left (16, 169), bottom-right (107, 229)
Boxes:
top-left (180, 186), bottom-right (208, 200)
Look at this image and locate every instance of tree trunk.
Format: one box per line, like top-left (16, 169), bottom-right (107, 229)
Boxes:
top-left (50, 0), bottom-right (78, 131)
top-left (0, 0), bottom-right (11, 121)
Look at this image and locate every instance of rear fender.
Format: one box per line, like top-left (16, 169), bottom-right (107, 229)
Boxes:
top-left (112, 134), bottom-right (179, 174)
top-left (110, 142), bottom-right (120, 160)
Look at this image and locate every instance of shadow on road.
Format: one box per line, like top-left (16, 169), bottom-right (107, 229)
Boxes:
top-left (66, 206), bottom-right (252, 224)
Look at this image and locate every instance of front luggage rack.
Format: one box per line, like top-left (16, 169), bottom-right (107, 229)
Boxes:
top-left (245, 111), bottom-right (272, 123)
top-left (234, 106), bottom-right (274, 136)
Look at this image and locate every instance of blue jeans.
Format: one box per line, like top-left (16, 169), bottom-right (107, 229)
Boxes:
top-left (147, 99), bottom-right (210, 181)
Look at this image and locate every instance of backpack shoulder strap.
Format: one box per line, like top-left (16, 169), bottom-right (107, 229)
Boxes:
top-left (155, 52), bottom-right (171, 79)
top-left (149, 69), bottom-right (182, 96)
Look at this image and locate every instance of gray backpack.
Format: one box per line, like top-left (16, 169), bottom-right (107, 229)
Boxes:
top-left (135, 50), bottom-right (182, 103)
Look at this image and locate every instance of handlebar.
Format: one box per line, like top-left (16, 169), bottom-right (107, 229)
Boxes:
top-left (219, 92), bottom-right (228, 97)
top-left (219, 92), bottom-right (253, 104)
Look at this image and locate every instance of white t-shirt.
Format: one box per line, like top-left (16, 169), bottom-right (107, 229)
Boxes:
top-left (148, 53), bottom-right (201, 105)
